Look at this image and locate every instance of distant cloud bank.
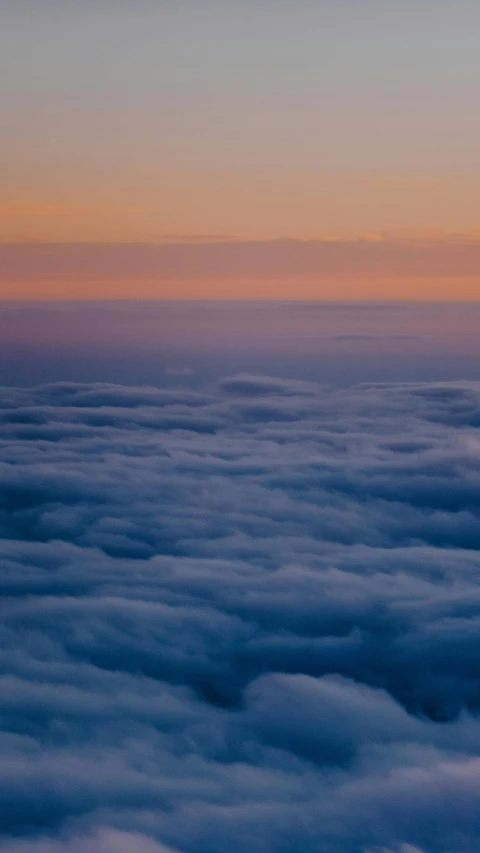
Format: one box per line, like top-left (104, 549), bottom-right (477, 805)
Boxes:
top-left (1, 374), bottom-right (480, 852)
top-left (2, 237), bottom-right (480, 281)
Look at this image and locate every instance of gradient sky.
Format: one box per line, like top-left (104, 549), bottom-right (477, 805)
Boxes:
top-left (1, 0), bottom-right (480, 298)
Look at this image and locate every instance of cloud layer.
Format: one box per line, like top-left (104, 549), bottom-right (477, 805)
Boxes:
top-left (3, 238), bottom-right (480, 282)
top-left (1, 374), bottom-right (480, 852)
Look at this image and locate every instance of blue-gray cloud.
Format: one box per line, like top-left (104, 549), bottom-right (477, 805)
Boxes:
top-left (1, 375), bottom-right (480, 852)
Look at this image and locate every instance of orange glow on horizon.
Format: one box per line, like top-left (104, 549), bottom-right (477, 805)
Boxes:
top-left (2, 276), bottom-right (480, 301)
top-left (2, 173), bottom-right (480, 246)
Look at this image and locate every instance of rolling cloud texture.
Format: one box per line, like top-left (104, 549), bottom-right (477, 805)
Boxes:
top-left (1, 374), bottom-right (480, 852)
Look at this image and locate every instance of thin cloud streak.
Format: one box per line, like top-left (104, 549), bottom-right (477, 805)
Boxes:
top-left (2, 238), bottom-right (480, 283)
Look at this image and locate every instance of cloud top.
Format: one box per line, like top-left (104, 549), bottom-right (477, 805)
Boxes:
top-left (1, 374), bottom-right (480, 852)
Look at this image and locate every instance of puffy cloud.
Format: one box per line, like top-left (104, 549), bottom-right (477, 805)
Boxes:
top-left (1, 375), bottom-right (480, 852)
top-left (218, 373), bottom-right (319, 397)
top-left (0, 830), bottom-right (179, 853)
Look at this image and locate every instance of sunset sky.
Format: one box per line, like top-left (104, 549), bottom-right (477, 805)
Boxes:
top-left (1, 0), bottom-right (480, 299)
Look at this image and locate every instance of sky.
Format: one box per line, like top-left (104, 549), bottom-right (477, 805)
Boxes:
top-left (2, 300), bottom-right (480, 387)
top-left (1, 0), bottom-right (480, 299)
